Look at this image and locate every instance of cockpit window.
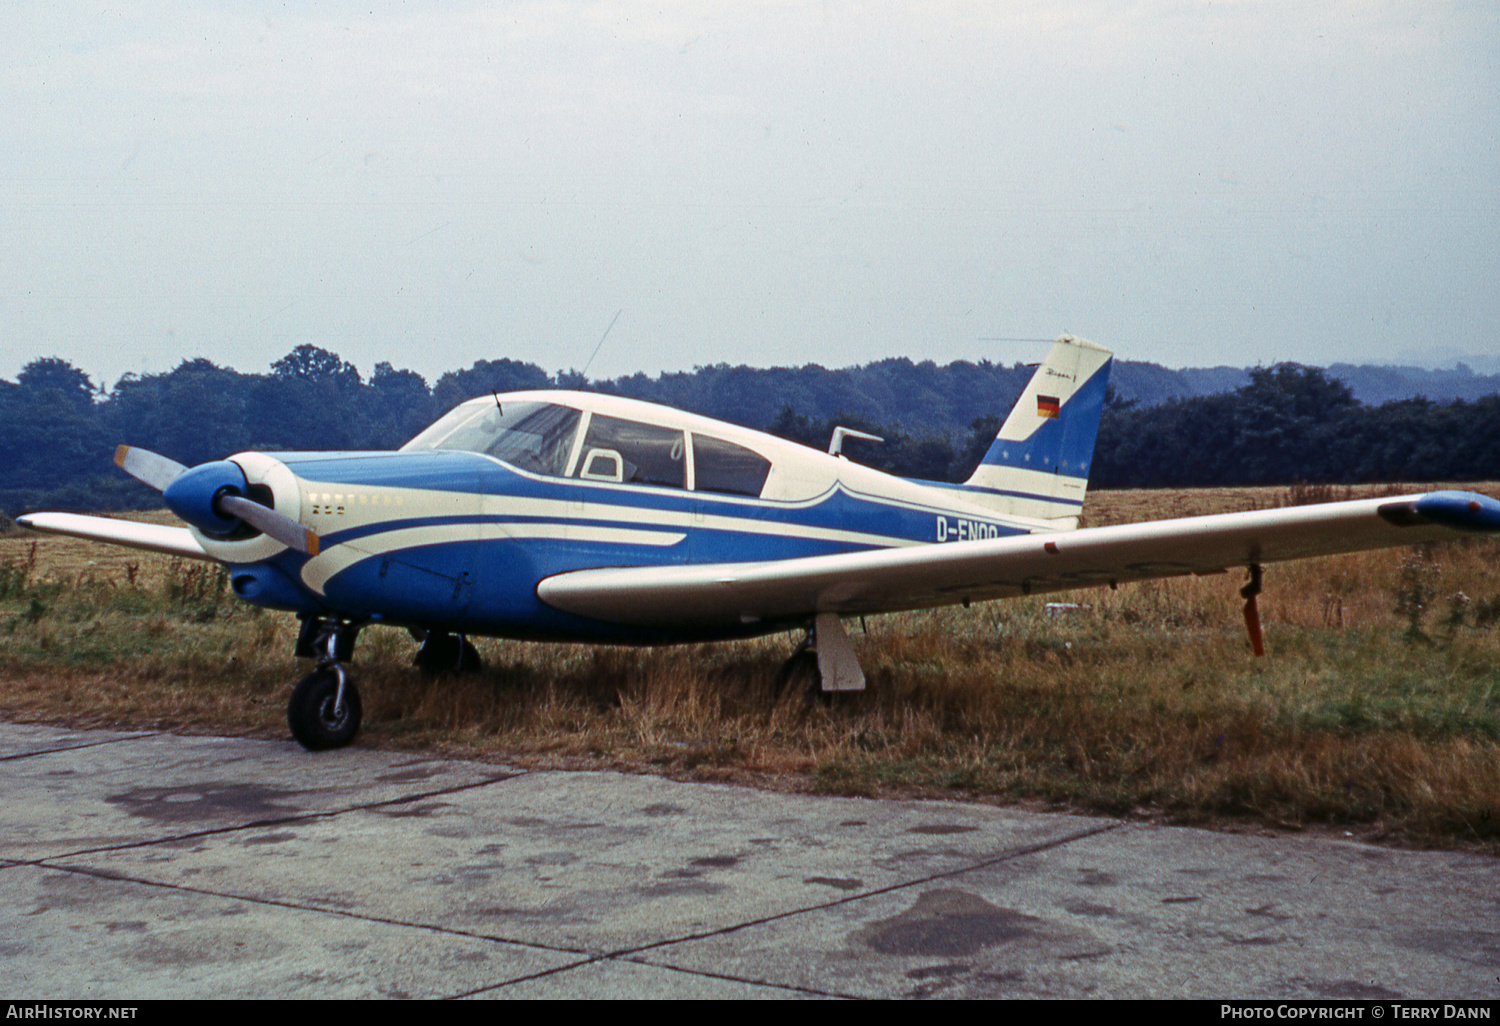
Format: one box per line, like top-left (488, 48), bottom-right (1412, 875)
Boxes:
top-left (692, 435), bottom-right (771, 497)
top-left (574, 413), bottom-right (685, 489)
top-left (401, 401), bottom-right (581, 477)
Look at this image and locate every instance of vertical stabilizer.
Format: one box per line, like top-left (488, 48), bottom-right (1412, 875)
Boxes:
top-left (962, 336), bottom-right (1113, 521)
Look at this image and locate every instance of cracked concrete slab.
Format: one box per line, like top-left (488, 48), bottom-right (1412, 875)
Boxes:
top-left (463, 955), bottom-right (831, 999)
top-left (637, 824), bottom-right (1500, 999)
top-left (0, 729), bottom-right (516, 862)
top-left (0, 861), bottom-right (573, 999)
top-left (0, 722), bottom-right (156, 761)
top-left (59, 769), bottom-right (1109, 954)
top-left (2, 722), bottom-right (1496, 999)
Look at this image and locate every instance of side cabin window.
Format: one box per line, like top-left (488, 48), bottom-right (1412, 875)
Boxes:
top-left (692, 434), bottom-right (772, 498)
top-left (575, 414), bottom-right (685, 489)
top-left (400, 401), bottom-right (581, 478)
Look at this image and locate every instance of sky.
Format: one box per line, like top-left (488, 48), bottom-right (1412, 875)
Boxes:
top-left (3, 1), bottom-right (1498, 392)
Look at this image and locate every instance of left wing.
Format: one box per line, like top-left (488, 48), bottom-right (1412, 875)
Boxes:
top-left (537, 491), bottom-right (1500, 626)
top-left (16, 512), bottom-right (211, 560)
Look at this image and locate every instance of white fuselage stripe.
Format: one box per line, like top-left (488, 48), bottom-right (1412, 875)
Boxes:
top-left (300, 522), bottom-right (689, 594)
top-left (965, 463), bottom-right (1088, 499)
top-left (298, 480), bottom-right (957, 553)
top-left (291, 475), bottom-right (1029, 597)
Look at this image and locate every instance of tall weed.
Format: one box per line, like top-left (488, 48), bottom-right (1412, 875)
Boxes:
top-left (2, 491), bottom-right (1498, 850)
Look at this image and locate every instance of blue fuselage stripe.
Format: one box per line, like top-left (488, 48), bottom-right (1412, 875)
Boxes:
top-left (258, 450), bottom-right (1032, 642)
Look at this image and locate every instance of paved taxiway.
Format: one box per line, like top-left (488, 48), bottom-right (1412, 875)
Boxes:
top-left (2, 721), bottom-right (1497, 999)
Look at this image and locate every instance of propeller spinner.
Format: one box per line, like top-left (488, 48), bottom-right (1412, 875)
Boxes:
top-left (115, 445), bottom-right (320, 555)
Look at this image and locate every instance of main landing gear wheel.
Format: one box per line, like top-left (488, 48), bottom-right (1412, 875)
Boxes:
top-left (413, 632), bottom-right (482, 676)
top-left (774, 614), bottom-right (867, 698)
top-left (774, 648), bottom-right (822, 696)
top-left (288, 667), bottom-right (362, 751)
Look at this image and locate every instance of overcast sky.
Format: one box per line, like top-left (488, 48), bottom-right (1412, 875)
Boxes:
top-left (4, 1), bottom-right (1497, 391)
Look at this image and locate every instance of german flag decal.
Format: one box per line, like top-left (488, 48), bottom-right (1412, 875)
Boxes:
top-left (1037, 395), bottom-right (1061, 419)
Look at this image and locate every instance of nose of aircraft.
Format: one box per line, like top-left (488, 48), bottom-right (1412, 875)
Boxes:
top-left (115, 445), bottom-right (320, 554)
top-left (162, 459), bottom-right (250, 536)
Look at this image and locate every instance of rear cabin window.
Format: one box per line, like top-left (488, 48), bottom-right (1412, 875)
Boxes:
top-left (692, 435), bottom-right (772, 497)
top-left (575, 414), bottom-right (686, 489)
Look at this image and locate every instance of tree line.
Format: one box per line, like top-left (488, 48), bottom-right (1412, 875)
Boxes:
top-left (3, 344), bottom-right (1498, 517)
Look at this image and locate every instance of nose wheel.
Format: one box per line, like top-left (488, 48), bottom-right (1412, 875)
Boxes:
top-left (288, 665), bottom-right (362, 750)
top-left (288, 617), bottom-right (363, 750)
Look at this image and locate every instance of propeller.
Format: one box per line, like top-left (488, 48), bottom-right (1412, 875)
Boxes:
top-left (115, 445), bottom-right (320, 556)
top-left (215, 492), bottom-right (321, 556)
top-left (114, 445), bottom-right (186, 492)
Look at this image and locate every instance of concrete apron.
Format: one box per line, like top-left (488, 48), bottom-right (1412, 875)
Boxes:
top-left (1, 722), bottom-right (1496, 999)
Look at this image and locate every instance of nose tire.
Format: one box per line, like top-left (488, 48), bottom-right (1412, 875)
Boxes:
top-left (288, 668), bottom-right (362, 750)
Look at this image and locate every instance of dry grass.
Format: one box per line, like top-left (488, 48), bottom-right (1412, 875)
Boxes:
top-left (3, 488), bottom-right (1499, 853)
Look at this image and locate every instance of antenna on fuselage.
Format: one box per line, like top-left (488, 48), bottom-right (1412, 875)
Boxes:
top-left (828, 427), bottom-right (884, 458)
top-left (580, 309), bottom-right (623, 381)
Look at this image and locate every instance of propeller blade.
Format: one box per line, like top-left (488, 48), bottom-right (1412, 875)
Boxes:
top-left (115, 445), bottom-right (187, 493)
top-left (216, 493), bottom-right (321, 556)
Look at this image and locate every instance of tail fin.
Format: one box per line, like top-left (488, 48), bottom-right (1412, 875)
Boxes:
top-left (962, 335), bottom-right (1113, 522)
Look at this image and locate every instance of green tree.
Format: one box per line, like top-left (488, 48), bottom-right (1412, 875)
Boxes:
top-left (105, 359), bottom-right (256, 466)
top-left (0, 359), bottom-right (110, 511)
top-left (272, 344), bottom-right (362, 389)
top-left (249, 346), bottom-right (366, 450)
top-left (433, 359), bottom-right (553, 410)
top-left (366, 362), bottom-right (436, 447)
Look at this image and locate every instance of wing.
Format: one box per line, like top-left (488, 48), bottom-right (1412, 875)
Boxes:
top-left (17, 512), bottom-right (212, 560)
top-left (537, 491), bottom-right (1500, 627)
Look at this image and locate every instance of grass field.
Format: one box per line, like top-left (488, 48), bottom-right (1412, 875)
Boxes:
top-left (3, 484), bottom-right (1498, 853)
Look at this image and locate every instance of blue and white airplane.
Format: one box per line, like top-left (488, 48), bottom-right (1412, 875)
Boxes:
top-left (19, 336), bottom-right (1500, 750)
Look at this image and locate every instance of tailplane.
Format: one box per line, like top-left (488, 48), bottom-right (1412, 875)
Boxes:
top-left (962, 335), bottom-right (1113, 523)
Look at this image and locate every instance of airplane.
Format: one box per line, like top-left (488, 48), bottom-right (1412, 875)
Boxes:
top-left (17, 336), bottom-right (1500, 752)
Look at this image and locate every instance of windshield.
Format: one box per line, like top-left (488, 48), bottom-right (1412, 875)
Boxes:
top-left (401, 401), bottom-right (582, 477)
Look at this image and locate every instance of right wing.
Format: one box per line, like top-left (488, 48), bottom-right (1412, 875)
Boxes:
top-left (537, 491), bottom-right (1500, 627)
top-left (17, 512), bottom-right (212, 560)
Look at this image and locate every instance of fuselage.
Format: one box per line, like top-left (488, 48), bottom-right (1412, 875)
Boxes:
top-left (195, 390), bottom-right (1053, 643)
